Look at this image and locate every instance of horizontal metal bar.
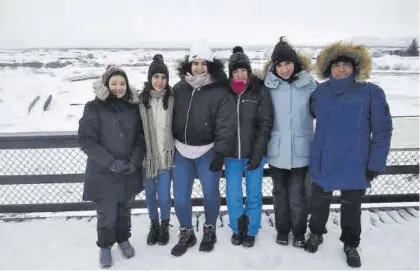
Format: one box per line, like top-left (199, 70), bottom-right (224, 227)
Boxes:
top-left (0, 202), bottom-right (96, 213)
top-left (0, 194), bottom-right (418, 213)
top-left (0, 200), bottom-right (150, 213)
top-left (0, 132), bottom-right (79, 149)
top-left (1, 164), bottom-right (418, 185)
top-left (384, 165), bottom-right (419, 175)
top-left (388, 148), bottom-right (420, 152)
top-left (260, 194), bottom-right (419, 205)
top-left (194, 195), bottom-right (420, 207)
top-left (331, 194), bottom-right (420, 204)
top-left (0, 174), bottom-right (85, 185)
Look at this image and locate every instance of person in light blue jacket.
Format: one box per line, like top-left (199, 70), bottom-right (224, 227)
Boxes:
top-left (259, 37), bottom-right (317, 248)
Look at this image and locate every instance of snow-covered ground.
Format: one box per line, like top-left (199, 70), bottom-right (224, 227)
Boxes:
top-left (0, 47), bottom-right (418, 132)
top-left (0, 207), bottom-right (418, 270)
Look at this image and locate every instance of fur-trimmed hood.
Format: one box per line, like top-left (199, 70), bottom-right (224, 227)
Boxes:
top-left (176, 55), bottom-right (227, 82)
top-left (316, 41), bottom-right (372, 82)
top-left (92, 79), bottom-right (139, 103)
top-left (255, 52), bottom-right (313, 80)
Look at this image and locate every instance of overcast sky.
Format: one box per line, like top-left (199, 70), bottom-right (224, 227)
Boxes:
top-left (0, 0), bottom-right (418, 48)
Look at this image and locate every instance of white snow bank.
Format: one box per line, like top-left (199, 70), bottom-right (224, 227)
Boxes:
top-left (0, 209), bottom-right (417, 270)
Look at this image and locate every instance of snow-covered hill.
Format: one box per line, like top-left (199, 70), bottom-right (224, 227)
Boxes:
top-left (0, 46), bottom-right (418, 132)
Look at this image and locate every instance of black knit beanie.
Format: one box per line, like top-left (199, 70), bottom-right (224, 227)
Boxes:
top-left (228, 46), bottom-right (251, 78)
top-left (148, 54), bottom-right (169, 83)
top-left (271, 37), bottom-right (299, 67)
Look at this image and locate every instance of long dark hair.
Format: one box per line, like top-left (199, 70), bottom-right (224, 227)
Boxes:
top-left (139, 81), bottom-right (172, 110)
top-left (176, 55), bottom-right (226, 82)
top-left (105, 70), bottom-right (132, 100)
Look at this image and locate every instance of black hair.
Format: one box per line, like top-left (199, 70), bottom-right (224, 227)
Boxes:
top-left (176, 55), bottom-right (226, 82)
top-left (106, 70), bottom-right (132, 100)
top-left (139, 81), bottom-right (172, 110)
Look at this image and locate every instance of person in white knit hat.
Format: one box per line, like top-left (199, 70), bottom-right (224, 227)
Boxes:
top-left (188, 39), bottom-right (214, 63)
top-left (170, 40), bottom-right (237, 257)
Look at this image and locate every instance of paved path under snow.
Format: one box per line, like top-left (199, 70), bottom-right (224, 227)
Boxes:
top-left (0, 207), bottom-right (418, 270)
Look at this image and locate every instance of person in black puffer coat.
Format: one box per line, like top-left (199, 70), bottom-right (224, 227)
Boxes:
top-left (224, 46), bottom-right (274, 248)
top-left (78, 65), bottom-right (145, 268)
top-left (171, 40), bottom-right (237, 257)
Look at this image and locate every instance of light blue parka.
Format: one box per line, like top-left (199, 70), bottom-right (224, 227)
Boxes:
top-left (261, 54), bottom-right (317, 169)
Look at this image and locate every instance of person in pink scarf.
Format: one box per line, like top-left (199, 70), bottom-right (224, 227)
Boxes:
top-left (224, 46), bottom-right (274, 248)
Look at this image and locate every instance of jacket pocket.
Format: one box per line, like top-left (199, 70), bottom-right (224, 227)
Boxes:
top-left (294, 130), bottom-right (312, 157)
top-left (267, 132), bottom-right (280, 157)
top-left (242, 99), bottom-right (258, 104)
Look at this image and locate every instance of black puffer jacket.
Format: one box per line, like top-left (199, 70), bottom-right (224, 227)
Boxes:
top-left (78, 79), bottom-right (145, 202)
top-left (172, 57), bottom-right (237, 156)
top-left (227, 75), bottom-right (274, 159)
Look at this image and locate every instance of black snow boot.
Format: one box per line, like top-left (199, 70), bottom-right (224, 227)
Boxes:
top-left (171, 228), bottom-right (197, 257)
top-left (232, 214), bottom-right (248, 246)
top-left (276, 232), bottom-right (289, 245)
top-left (157, 219), bottom-right (170, 245)
top-left (304, 233), bottom-right (323, 253)
top-left (147, 219), bottom-right (160, 245)
top-left (231, 233), bottom-right (243, 246)
top-left (242, 235), bottom-right (255, 248)
top-left (292, 235), bottom-right (305, 248)
top-left (344, 245), bottom-right (362, 268)
top-left (199, 224), bottom-right (217, 252)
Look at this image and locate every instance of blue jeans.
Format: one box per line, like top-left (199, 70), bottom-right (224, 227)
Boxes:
top-left (173, 149), bottom-right (221, 229)
top-left (144, 169), bottom-right (172, 221)
top-left (225, 157), bottom-right (265, 236)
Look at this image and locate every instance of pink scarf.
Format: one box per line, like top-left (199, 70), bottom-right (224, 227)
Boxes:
top-left (231, 80), bottom-right (247, 94)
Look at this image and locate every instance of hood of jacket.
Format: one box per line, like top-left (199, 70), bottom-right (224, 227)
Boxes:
top-left (256, 53), bottom-right (314, 89)
top-left (315, 41), bottom-right (372, 82)
top-left (92, 79), bottom-right (139, 103)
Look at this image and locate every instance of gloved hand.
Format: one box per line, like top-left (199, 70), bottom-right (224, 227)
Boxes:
top-left (209, 152), bottom-right (225, 172)
top-left (124, 163), bottom-right (138, 175)
top-left (109, 159), bottom-right (129, 173)
top-left (366, 169), bottom-right (380, 182)
top-left (246, 155), bottom-right (262, 171)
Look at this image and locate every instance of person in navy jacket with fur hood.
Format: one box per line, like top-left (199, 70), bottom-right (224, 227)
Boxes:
top-left (305, 41), bottom-right (393, 268)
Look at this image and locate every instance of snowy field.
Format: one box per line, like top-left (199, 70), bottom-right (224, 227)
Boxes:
top-left (0, 46), bottom-right (418, 133)
top-left (0, 207), bottom-right (418, 270)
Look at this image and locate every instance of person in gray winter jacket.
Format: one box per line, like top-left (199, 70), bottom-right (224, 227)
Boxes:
top-left (78, 65), bottom-right (145, 268)
top-left (260, 37), bottom-right (317, 248)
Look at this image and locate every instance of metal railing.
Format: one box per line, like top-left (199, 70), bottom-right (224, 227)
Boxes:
top-left (0, 117), bottom-right (418, 213)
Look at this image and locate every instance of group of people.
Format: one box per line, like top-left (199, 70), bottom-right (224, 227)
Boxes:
top-left (78, 37), bottom-right (393, 269)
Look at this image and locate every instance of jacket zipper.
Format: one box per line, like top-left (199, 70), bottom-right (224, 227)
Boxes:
top-left (184, 88), bottom-right (197, 144)
top-left (237, 89), bottom-right (246, 159)
top-left (357, 103), bottom-right (363, 129)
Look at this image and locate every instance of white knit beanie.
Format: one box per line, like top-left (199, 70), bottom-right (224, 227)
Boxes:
top-left (188, 40), bottom-right (214, 63)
